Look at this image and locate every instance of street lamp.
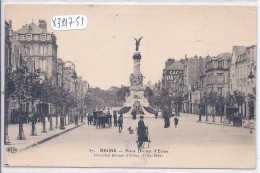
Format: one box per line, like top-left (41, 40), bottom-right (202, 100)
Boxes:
top-left (248, 71), bottom-right (254, 82)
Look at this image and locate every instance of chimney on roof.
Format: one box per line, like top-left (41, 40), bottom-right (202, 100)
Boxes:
top-left (185, 54), bottom-right (187, 59)
top-left (8, 20), bottom-right (12, 36)
top-left (39, 19), bottom-right (47, 30)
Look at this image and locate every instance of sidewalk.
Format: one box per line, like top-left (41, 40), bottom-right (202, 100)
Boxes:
top-left (180, 113), bottom-right (254, 129)
top-left (4, 116), bottom-right (86, 152)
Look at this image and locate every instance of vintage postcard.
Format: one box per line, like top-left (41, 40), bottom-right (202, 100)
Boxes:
top-left (3, 4), bottom-right (257, 169)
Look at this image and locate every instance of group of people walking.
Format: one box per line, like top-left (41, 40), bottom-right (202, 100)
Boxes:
top-left (105, 110), bottom-right (124, 133)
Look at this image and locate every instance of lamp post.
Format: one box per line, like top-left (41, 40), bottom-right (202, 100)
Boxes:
top-left (248, 62), bottom-right (255, 120)
top-left (56, 72), bottom-right (63, 128)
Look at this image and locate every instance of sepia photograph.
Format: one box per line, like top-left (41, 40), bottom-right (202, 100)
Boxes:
top-left (3, 4), bottom-right (257, 169)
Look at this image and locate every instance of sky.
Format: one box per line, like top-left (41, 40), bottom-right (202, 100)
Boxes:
top-left (5, 5), bottom-right (257, 90)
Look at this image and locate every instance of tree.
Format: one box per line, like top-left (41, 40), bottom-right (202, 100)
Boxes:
top-left (144, 87), bottom-right (154, 99)
top-left (157, 89), bottom-right (171, 115)
top-left (26, 69), bottom-right (42, 135)
top-left (215, 94), bottom-right (225, 123)
top-left (233, 90), bottom-right (246, 118)
top-left (48, 79), bottom-right (65, 129)
top-left (201, 91), bottom-right (209, 121)
top-left (208, 91), bottom-right (217, 122)
top-left (225, 91), bottom-right (236, 108)
top-left (172, 92), bottom-right (184, 116)
top-left (9, 64), bottom-right (31, 140)
top-left (37, 77), bottom-right (52, 133)
top-left (116, 86), bottom-right (130, 106)
top-left (5, 65), bottom-right (17, 143)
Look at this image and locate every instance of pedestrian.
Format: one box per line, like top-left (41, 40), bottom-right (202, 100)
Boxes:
top-left (137, 116), bottom-right (147, 148)
top-left (120, 113), bottom-right (123, 124)
top-left (107, 111), bottom-right (112, 126)
top-left (74, 114), bottom-right (79, 126)
top-left (155, 112), bottom-right (158, 119)
top-left (174, 117), bottom-right (179, 128)
top-left (132, 110), bottom-right (137, 120)
top-left (164, 113), bottom-right (170, 128)
top-left (118, 116), bottom-right (123, 133)
top-left (87, 113), bottom-right (92, 125)
top-left (199, 105), bottom-right (203, 121)
top-left (113, 111), bottom-right (118, 126)
top-left (233, 112), bottom-right (238, 127)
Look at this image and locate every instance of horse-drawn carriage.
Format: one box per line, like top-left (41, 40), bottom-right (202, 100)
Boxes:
top-left (93, 111), bottom-right (111, 128)
top-left (225, 108), bottom-right (242, 126)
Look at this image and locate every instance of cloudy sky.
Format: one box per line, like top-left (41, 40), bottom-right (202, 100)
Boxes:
top-left (5, 5), bottom-right (257, 89)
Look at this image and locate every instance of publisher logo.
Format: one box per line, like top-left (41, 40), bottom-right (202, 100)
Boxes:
top-left (6, 147), bottom-right (17, 153)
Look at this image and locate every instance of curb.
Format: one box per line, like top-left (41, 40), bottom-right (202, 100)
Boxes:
top-left (20, 123), bottom-right (86, 152)
top-left (197, 121), bottom-right (250, 128)
top-left (198, 121), bottom-right (225, 126)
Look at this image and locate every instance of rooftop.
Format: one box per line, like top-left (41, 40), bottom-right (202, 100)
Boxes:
top-left (232, 46), bottom-right (247, 57)
top-left (165, 61), bottom-right (184, 71)
top-left (215, 52), bottom-right (232, 60)
top-left (14, 23), bottom-right (50, 35)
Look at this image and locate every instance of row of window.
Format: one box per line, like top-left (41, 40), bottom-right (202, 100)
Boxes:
top-left (204, 73), bottom-right (227, 85)
top-left (206, 60), bottom-right (230, 70)
top-left (237, 49), bottom-right (256, 63)
top-left (25, 45), bottom-right (51, 56)
top-left (14, 34), bottom-right (51, 42)
top-left (236, 65), bottom-right (249, 80)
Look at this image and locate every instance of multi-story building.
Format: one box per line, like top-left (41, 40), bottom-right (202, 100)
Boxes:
top-left (230, 45), bottom-right (256, 119)
top-left (183, 55), bottom-right (206, 114)
top-left (197, 53), bottom-right (232, 116)
top-left (202, 53), bottom-right (232, 95)
top-left (11, 19), bottom-right (58, 119)
top-left (12, 19), bottom-right (58, 79)
top-left (161, 58), bottom-right (184, 113)
top-left (162, 58), bottom-right (184, 94)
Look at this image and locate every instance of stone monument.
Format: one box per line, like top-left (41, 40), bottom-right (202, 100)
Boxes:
top-left (124, 37), bottom-right (149, 114)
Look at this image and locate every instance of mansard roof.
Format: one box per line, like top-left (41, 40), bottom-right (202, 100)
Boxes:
top-left (165, 61), bottom-right (184, 71)
top-left (215, 52), bottom-right (232, 60)
top-left (14, 23), bottom-right (50, 35)
top-left (232, 46), bottom-right (247, 57)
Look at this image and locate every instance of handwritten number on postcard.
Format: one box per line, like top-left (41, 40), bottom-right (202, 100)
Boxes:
top-left (51, 15), bottom-right (87, 30)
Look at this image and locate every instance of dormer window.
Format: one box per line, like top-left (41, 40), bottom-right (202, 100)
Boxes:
top-left (40, 34), bottom-right (46, 41)
top-left (26, 34), bottom-right (32, 41)
top-left (34, 35), bottom-right (40, 41)
top-left (218, 59), bottom-right (223, 68)
top-left (19, 35), bottom-right (25, 41)
top-left (13, 34), bottom-right (18, 40)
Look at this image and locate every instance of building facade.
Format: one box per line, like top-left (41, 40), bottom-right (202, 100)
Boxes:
top-left (12, 19), bottom-right (58, 80)
top-left (162, 58), bottom-right (184, 94)
top-left (183, 55), bottom-right (206, 114)
top-left (202, 53), bottom-right (232, 95)
top-left (229, 45), bottom-right (256, 119)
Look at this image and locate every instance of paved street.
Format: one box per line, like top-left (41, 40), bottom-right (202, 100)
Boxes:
top-left (4, 113), bottom-right (255, 168)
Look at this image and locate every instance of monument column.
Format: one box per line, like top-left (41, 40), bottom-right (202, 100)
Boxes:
top-left (133, 52), bottom-right (141, 75)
